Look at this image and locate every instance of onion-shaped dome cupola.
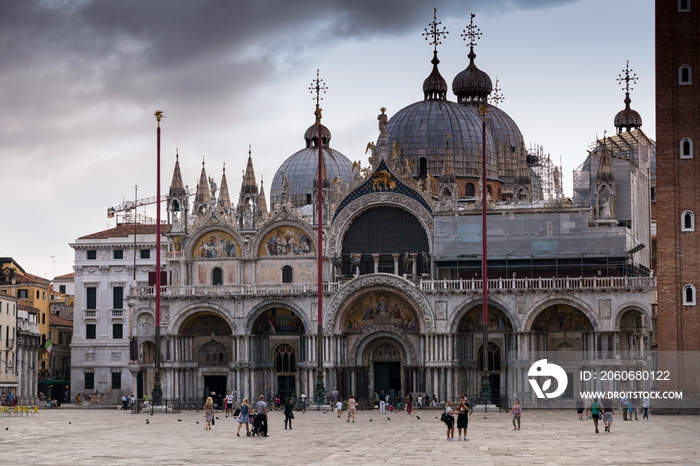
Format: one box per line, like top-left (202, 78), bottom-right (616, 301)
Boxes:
top-left (614, 61), bottom-right (642, 134)
top-left (452, 14), bottom-right (492, 104)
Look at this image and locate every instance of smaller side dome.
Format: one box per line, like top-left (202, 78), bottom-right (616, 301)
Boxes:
top-left (452, 49), bottom-right (492, 103)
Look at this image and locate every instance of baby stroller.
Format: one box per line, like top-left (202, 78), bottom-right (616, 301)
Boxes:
top-left (250, 413), bottom-right (264, 437)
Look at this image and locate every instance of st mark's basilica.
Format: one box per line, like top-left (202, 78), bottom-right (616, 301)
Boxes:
top-left (113, 13), bottom-right (656, 407)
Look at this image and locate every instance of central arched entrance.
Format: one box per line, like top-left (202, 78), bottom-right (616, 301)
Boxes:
top-left (371, 340), bottom-right (403, 398)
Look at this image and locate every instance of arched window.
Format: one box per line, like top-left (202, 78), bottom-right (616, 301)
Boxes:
top-left (487, 185), bottom-right (492, 196)
top-left (679, 0), bottom-right (691, 11)
top-left (306, 193), bottom-right (312, 205)
top-left (681, 138), bottom-right (693, 158)
top-left (683, 284), bottom-right (696, 305)
top-left (212, 267), bottom-right (223, 285)
top-left (680, 65), bottom-right (692, 85)
top-left (275, 344), bottom-right (296, 372)
top-left (465, 183), bottom-right (475, 197)
top-left (282, 265), bottom-right (293, 283)
top-left (419, 158), bottom-right (428, 179)
top-left (682, 211), bottom-right (695, 231)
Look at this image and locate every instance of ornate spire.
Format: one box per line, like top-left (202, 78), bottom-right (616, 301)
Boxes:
top-left (422, 8), bottom-right (448, 101)
top-left (614, 60), bottom-right (642, 133)
top-left (169, 149), bottom-right (186, 197)
top-left (597, 132), bottom-right (615, 184)
top-left (194, 157), bottom-right (211, 205)
top-left (452, 13), bottom-right (492, 104)
top-left (217, 163), bottom-right (231, 209)
top-left (240, 145), bottom-right (259, 194)
top-left (257, 175), bottom-right (268, 215)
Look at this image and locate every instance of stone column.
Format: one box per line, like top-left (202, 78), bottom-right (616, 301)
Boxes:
top-left (372, 254), bottom-right (380, 274)
top-left (392, 254), bottom-right (400, 275)
top-left (447, 368), bottom-right (453, 402)
top-left (411, 253), bottom-right (418, 279)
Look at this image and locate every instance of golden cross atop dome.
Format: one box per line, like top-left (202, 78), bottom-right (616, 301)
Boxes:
top-left (309, 69), bottom-right (328, 111)
top-left (422, 8), bottom-right (448, 52)
top-left (489, 77), bottom-right (505, 106)
top-left (617, 60), bottom-right (638, 94)
top-left (461, 13), bottom-right (481, 50)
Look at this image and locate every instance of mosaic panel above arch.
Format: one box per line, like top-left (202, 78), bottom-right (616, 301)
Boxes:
top-left (192, 230), bottom-right (239, 258)
top-left (532, 304), bottom-right (593, 332)
top-left (458, 306), bottom-right (513, 333)
top-left (258, 226), bottom-right (315, 256)
top-left (252, 308), bottom-right (305, 335)
top-left (181, 313), bottom-right (232, 336)
top-left (342, 291), bottom-right (420, 333)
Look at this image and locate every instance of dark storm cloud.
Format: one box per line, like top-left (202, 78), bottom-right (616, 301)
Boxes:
top-left (0, 0), bottom-right (577, 151)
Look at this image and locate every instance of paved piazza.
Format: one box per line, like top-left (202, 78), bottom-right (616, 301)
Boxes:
top-left (1, 407), bottom-right (699, 465)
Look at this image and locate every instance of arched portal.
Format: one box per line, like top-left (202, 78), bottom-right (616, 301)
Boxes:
top-left (455, 306), bottom-right (513, 403)
top-left (179, 313), bottom-right (233, 403)
top-left (250, 308), bottom-right (305, 403)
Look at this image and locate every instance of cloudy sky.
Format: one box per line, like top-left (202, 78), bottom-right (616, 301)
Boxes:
top-left (0, 0), bottom-right (654, 280)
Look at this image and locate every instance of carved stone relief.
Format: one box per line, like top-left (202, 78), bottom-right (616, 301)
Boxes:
top-left (435, 301), bottom-right (447, 320)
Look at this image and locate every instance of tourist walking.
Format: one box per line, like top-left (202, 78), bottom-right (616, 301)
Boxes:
top-left (204, 397), bottom-right (215, 430)
top-left (417, 394), bottom-right (423, 410)
top-left (628, 398), bottom-right (638, 420)
top-left (510, 398), bottom-right (522, 431)
top-left (256, 395), bottom-right (269, 436)
top-left (275, 395), bottom-right (281, 412)
top-left (591, 397), bottom-right (602, 433)
top-left (601, 396), bottom-right (614, 432)
top-left (576, 396), bottom-right (584, 420)
top-left (443, 401), bottom-right (455, 441)
top-left (237, 398), bottom-right (251, 437)
top-left (223, 391), bottom-right (229, 416)
top-left (301, 393), bottom-right (306, 413)
top-left (406, 393), bottom-right (412, 415)
top-left (621, 395), bottom-right (629, 421)
top-left (456, 396), bottom-right (471, 440)
top-left (347, 395), bottom-right (357, 423)
top-left (336, 399), bottom-right (343, 417)
top-left (227, 392), bottom-right (234, 417)
top-left (424, 393), bottom-right (430, 409)
top-left (378, 391), bottom-right (387, 414)
top-left (284, 397), bottom-right (294, 429)
top-left (121, 394), bottom-right (128, 410)
top-left (643, 396), bottom-right (650, 420)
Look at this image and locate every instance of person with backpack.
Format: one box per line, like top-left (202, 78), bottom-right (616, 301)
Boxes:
top-left (237, 398), bottom-right (251, 437)
top-left (442, 401), bottom-right (455, 441)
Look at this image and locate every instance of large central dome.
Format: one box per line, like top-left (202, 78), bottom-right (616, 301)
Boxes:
top-left (386, 99), bottom-right (498, 179)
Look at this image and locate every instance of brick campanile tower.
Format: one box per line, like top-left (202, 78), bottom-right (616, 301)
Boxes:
top-left (656, 0), bottom-right (700, 358)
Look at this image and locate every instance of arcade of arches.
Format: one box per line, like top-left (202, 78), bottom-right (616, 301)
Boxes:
top-left (129, 299), bottom-right (651, 406)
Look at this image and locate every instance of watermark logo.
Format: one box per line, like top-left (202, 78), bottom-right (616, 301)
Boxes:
top-left (528, 359), bottom-right (567, 399)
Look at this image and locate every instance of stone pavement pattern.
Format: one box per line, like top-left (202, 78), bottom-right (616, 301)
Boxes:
top-left (1, 407), bottom-right (699, 465)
